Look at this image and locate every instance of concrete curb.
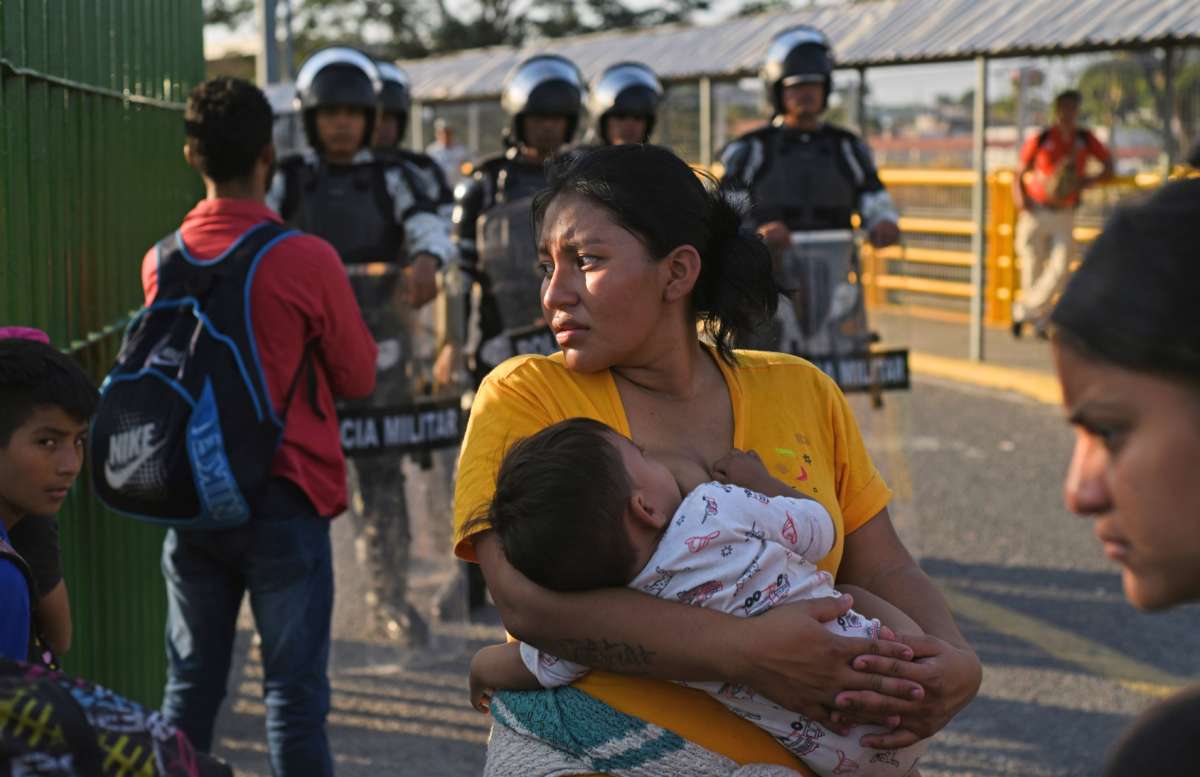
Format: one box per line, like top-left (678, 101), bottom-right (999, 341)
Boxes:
top-left (909, 351), bottom-right (1062, 406)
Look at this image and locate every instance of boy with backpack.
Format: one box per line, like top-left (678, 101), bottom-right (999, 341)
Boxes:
top-left (0, 335), bottom-right (96, 663)
top-left (94, 77), bottom-right (376, 777)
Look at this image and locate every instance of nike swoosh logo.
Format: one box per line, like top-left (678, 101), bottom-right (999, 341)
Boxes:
top-left (104, 438), bottom-right (167, 490)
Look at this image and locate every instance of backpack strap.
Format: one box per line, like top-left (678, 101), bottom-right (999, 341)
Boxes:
top-left (154, 221), bottom-right (297, 428)
top-left (0, 538), bottom-right (34, 598)
top-left (283, 339), bottom-right (327, 421)
top-left (0, 539), bottom-right (36, 664)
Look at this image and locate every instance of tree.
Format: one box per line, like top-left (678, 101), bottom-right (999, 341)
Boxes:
top-left (204, 0), bottom-right (711, 61)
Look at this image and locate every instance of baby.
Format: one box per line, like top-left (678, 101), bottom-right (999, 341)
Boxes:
top-left (467, 417), bottom-right (925, 777)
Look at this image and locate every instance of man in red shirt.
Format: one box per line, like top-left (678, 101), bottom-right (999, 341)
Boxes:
top-left (142, 77), bottom-right (376, 777)
top-left (1012, 88), bottom-right (1113, 338)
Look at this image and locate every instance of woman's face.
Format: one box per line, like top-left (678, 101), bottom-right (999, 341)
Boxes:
top-left (1055, 341), bottom-right (1200, 610)
top-left (538, 192), bottom-right (672, 373)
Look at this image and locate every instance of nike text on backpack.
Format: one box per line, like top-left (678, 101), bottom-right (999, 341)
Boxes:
top-left (90, 222), bottom-right (315, 529)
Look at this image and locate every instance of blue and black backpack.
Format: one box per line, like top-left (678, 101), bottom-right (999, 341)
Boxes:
top-left (89, 222), bottom-right (312, 529)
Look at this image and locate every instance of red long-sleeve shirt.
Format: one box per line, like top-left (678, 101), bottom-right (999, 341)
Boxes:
top-left (141, 199), bottom-right (376, 517)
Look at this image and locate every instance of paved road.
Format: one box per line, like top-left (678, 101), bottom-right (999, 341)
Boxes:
top-left (209, 376), bottom-right (1200, 776)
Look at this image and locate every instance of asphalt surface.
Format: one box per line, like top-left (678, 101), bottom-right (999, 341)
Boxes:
top-left (207, 374), bottom-right (1200, 777)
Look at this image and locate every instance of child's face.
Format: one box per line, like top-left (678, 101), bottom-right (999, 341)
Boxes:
top-left (0, 406), bottom-right (88, 527)
top-left (607, 432), bottom-right (682, 523)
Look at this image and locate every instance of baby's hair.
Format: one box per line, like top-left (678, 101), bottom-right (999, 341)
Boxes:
top-left (0, 339), bottom-right (98, 447)
top-left (463, 418), bottom-right (639, 591)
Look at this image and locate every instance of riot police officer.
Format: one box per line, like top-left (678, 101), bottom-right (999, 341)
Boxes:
top-left (267, 47), bottom-right (453, 644)
top-left (434, 54), bottom-right (583, 617)
top-left (372, 58), bottom-right (463, 580)
top-left (588, 61), bottom-right (662, 145)
top-left (371, 59), bottom-right (454, 216)
top-left (450, 53), bottom-right (584, 382)
top-left (721, 25), bottom-right (899, 356)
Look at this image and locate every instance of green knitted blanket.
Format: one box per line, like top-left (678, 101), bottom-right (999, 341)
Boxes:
top-left (485, 687), bottom-right (803, 777)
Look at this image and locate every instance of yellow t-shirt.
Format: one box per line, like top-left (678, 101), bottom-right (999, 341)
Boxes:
top-left (454, 347), bottom-right (893, 771)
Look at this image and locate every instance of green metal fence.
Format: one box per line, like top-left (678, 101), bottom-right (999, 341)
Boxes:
top-left (1, 0), bottom-right (205, 706)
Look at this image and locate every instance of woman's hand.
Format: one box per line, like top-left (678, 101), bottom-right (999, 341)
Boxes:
top-left (731, 595), bottom-right (922, 729)
top-left (833, 634), bottom-right (982, 748)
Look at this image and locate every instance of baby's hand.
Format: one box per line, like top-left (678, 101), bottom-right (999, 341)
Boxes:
top-left (711, 449), bottom-right (778, 494)
top-left (469, 648), bottom-right (496, 714)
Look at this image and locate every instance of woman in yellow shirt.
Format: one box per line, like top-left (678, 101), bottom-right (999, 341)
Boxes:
top-left (453, 144), bottom-right (981, 774)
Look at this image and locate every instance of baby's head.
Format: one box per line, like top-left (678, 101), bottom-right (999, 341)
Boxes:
top-left (473, 418), bottom-right (682, 591)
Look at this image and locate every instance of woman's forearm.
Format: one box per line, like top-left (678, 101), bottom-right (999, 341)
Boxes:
top-left (475, 530), bottom-right (734, 682)
top-left (838, 509), bottom-right (968, 647)
top-left (857, 563), bottom-right (969, 651)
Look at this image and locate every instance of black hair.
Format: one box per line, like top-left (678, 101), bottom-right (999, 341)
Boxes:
top-left (531, 144), bottom-right (778, 364)
top-left (1051, 179), bottom-right (1200, 389)
top-left (184, 77), bottom-right (274, 183)
top-left (0, 339), bottom-right (98, 447)
top-left (1055, 89), bottom-right (1083, 107)
top-left (463, 418), bottom-right (638, 592)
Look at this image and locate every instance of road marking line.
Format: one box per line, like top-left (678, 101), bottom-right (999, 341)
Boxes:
top-left (940, 583), bottom-right (1191, 697)
top-left (909, 351), bottom-right (1062, 406)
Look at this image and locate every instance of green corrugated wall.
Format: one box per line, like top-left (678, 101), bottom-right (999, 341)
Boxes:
top-left (1, 0), bottom-right (205, 706)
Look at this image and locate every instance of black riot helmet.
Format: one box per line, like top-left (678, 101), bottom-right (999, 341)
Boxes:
top-left (294, 47), bottom-right (381, 152)
top-left (501, 54), bottom-right (585, 146)
top-left (376, 61), bottom-right (412, 133)
top-left (762, 25), bottom-right (835, 115)
top-left (589, 62), bottom-right (663, 144)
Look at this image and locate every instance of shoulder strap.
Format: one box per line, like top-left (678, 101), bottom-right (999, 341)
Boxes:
top-left (0, 538), bottom-right (35, 598)
top-left (156, 222), bottom-right (290, 300)
top-left (283, 340), bottom-right (326, 421)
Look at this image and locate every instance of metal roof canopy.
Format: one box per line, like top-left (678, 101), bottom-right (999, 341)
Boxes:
top-left (398, 0), bottom-right (1200, 102)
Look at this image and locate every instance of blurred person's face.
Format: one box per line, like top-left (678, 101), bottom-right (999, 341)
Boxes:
top-left (436, 126), bottom-right (453, 146)
top-left (1055, 340), bottom-right (1200, 611)
top-left (1055, 97), bottom-right (1080, 128)
top-left (781, 82), bottom-right (825, 123)
top-left (0, 406), bottom-right (88, 526)
top-left (537, 192), bottom-right (679, 374)
top-left (522, 115), bottom-right (569, 155)
top-left (315, 105), bottom-right (368, 160)
top-left (605, 114), bottom-right (648, 145)
top-left (372, 113), bottom-right (401, 149)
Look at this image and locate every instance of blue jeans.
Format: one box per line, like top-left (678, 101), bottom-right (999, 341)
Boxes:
top-left (161, 479), bottom-right (334, 777)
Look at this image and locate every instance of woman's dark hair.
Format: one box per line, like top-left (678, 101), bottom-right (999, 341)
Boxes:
top-left (531, 144), bottom-right (778, 364)
top-left (0, 339), bottom-right (98, 447)
top-left (462, 418), bottom-right (638, 591)
top-left (1051, 179), bottom-right (1200, 388)
top-left (184, 77), bottom-right (274, 183)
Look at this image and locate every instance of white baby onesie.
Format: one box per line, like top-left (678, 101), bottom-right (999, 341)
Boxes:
top-left (520, 482), bottom-right (925, 777)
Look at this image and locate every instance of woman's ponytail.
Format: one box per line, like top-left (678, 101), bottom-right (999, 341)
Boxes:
top-left (693, 189), bottom-right (779, 364)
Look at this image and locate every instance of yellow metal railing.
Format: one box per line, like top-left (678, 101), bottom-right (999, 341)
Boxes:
top-left (862, 168), bottom-right (1166, 326)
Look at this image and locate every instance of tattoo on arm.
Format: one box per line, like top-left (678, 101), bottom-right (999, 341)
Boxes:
top-left (555, 638), bottom-right (657, 674)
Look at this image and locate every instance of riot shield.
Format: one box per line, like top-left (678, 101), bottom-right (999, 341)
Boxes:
top-left (775, 229), bottom-right (874, 358)
top-left (762, 230), bottom-right (909, 404)
top-left (477, 195), bottom-right (544, 335)
top-left (471, 196), bottom-right (559, 374)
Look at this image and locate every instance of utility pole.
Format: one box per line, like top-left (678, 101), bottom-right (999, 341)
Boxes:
top-left (256, 0), bottom-right (280, 85)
